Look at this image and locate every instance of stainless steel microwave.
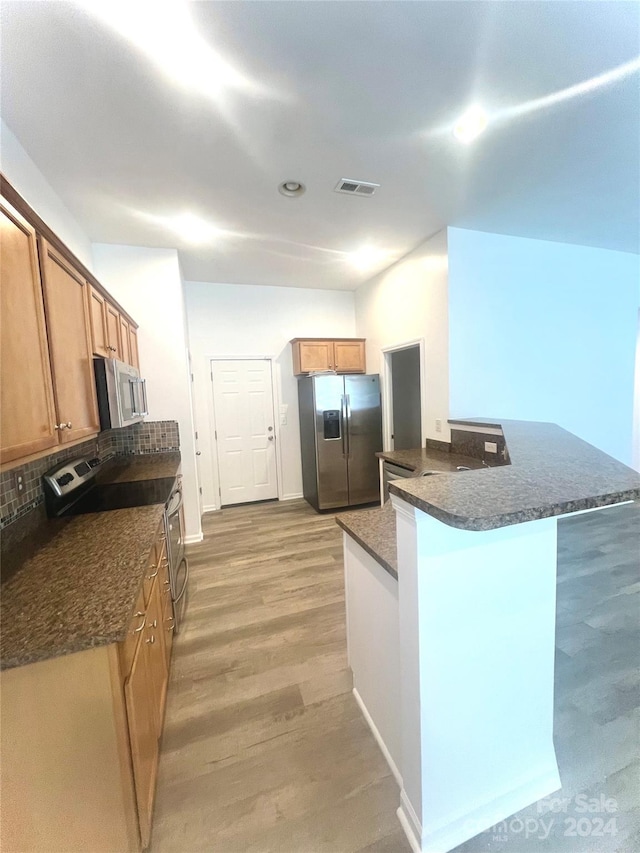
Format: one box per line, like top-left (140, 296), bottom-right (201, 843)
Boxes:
top-left (94, 357), bottom-right (148, 429)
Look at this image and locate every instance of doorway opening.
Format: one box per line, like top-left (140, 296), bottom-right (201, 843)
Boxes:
top-left (210, 358), bottom-right (280, 507)
top-left (381, 340), bottom-right (425, 451)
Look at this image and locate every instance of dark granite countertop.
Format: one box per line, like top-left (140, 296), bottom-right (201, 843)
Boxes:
top-left (98, 451), bottom-right (181, 484)
top-left (0, 505), bottom-right (165, 671)
top-left (336, 503), bottom-right (398, 579)
top-left (377, 447), bottom-right (484, 475)
top-left (390, 419), bottom-right (640, 531)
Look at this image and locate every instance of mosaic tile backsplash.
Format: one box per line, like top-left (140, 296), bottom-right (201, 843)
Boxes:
top-left (0, 420), bottom-right (180, 530)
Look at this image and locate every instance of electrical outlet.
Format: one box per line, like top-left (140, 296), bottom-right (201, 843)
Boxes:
top-left (435, 418), bottom-right (442, 433)
top-left (484, 441), bottom-right (498, 454)
top-left (13, 471), bottom-right (24, 494)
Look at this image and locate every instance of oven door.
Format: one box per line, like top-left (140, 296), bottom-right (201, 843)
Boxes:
top-left (166, 485), bottom-right (188, 633)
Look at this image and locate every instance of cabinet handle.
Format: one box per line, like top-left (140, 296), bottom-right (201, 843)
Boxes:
top-left (65, 422), bottom-right (72, 429)
top-left (145, 636), bottom-right (156, 644)
top-left (147, 567), bottom-right (159, 579)
top-left (148, 619), bottom-right (157, 629)
top-left (133, 612), bottom-right (146, 633)
top-left (165, 615), bottom-right (175, 632)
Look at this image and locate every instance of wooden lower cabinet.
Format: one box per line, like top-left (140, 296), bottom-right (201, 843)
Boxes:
top-left (124, 618), bottom-right (159, 849)
top-left (0, 525), bottom-right (175, 852)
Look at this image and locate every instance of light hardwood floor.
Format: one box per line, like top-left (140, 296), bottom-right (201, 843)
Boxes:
top-left (151, 499), bottom-right (408, 853)
top-left (151, 499), bottom-right (639, 853)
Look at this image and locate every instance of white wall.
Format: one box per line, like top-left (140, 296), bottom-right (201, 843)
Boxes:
top-left (185, 282), bottom-right (356, 509)
top-left (354, 230), bottom-right (450, 442)
top-left (448, 228), bottom-right (640, 466)
top-left (0, 119), bottom-right (93, 269)
top-left (633, 310), bottom-right (640, 472)
top-left (92, 244), bottom-right (202, 541)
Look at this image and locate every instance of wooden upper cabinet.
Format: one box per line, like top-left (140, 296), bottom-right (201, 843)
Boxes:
top-left (291, 338), bottom-right (366, 375)
top-left (39, 239), bottom-right (100, 444)
top-left (105, 302), bottom-right (122, 359)
top-left (119, 315), bottom-right (131, 365)
top-left (0, 201), bottom-right (59, 464)
top-left (334, 340), bottom-right (366, 373)
top-left (129, 325), bottom-right (140, 371)
top-left (88, 285), bottom-right (109, 358)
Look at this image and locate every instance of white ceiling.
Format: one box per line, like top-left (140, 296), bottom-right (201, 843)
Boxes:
top-left (1, 1), bottom-right (638, 290)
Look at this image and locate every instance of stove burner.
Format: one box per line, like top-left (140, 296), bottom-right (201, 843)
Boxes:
top-left (58, 478), bottom-right (176, 516)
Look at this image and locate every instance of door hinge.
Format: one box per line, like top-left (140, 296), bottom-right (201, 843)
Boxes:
top-left (214, 430), bottom-right (217, 440)
top-left (195, 430), bottom-right (198, 440)
top-left (191, 372), bottom-right (194, 383)
top-left (199, 486), bottom-right (202, 495)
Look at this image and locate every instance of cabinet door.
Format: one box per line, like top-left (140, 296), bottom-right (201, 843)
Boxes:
top-left (119, 316), bottom-right (131, 365)
top-left (334, 340), bottom-right (366, 373)
top-left (129, 326), bottom-right (140, 371)
top-left (0, 201), bottom-right (59, 464)
top-left (158, 545), bottom-right (175, 668)
top-left (88, 285), bottom-right (109, 357)
top-left (295, 341), bottom-right (334, 374)
top-left (105, 302), bottom-right (121, 359)
top-left (145, 579), bottom-right (169, 737)
top-left (39, 239), bottom-right (100, 443)
top-left (124, 631), bottom-right (157, 850)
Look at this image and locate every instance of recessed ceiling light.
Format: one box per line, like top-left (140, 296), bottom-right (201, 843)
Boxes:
top-left (78, 1), bottom-right (258, 100)
top-left (347, 245), bottom-right (390, 271)
top-left (453, 105), bottom-right (488, 143)
top-left (164, 212), bottom-right (223, 244)
top-left (278, 181), bottom-right (306, 197)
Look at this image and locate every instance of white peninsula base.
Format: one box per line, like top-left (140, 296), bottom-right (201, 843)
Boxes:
top-left (392, 495), bottom-right (562, 853)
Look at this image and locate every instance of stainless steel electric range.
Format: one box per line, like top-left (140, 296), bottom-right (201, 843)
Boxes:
top-left (43, 456), bottom-right (189, 632)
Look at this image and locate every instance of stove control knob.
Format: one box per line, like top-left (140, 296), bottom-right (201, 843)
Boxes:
top-left (88, 457), bottom-right (101, 468)
top-left (56, 473), bottom-right (74, 487)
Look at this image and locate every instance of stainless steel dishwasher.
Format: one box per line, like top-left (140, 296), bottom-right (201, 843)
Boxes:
top-left (382, 461), bottom-right (415, 502)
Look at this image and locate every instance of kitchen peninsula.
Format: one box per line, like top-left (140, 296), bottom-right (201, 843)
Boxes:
top-left (338, 419), bottom-right (640, 853)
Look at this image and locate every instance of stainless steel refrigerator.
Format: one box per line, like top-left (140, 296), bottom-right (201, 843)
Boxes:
top-left (297, 374), bottom-right (382, 511)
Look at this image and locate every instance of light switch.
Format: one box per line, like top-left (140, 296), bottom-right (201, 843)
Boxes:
top-left (280, 404), bottom-right (288, 426)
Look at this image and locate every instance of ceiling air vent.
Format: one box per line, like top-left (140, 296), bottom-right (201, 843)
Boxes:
top-left (334, 178), bottom-right (380, 197)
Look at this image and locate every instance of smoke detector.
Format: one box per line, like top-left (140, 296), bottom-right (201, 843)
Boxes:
top-left (334, 178), bottom-right (380, 197)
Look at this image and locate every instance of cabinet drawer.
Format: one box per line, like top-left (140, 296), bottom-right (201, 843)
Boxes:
top-left (119, 587), bottom-right (146, 678)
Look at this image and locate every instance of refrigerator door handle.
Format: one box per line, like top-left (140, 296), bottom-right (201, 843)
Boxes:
top-left (341, 395), bottom-right (347, 457)
top-left (344, 394), bottom-right (351, 457)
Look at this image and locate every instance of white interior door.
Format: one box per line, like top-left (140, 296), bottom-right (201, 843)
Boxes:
top-left (211, 359), bottom-right (278, 506)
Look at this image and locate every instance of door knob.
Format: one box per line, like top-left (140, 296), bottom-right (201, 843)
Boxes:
top-left (196, 451), bottom-right (201, 456)
top-left (268, 426), bottom-right (273, 432)
top-left (268, 436), bottom-right (274, 441)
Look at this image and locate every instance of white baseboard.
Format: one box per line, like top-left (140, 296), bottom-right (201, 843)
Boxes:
top-left (397, 795), bottom-right (422, 853)
top-left (202, 504), bottom-right (219, 514)
top-left (183, 532), bottom-right (203, 544)
top-left (279, 492), bottom-right (303, 501)
top-left (399, 767), bottom-right (561, 853)
top-left (352, 688), bottom-right (402, 788)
